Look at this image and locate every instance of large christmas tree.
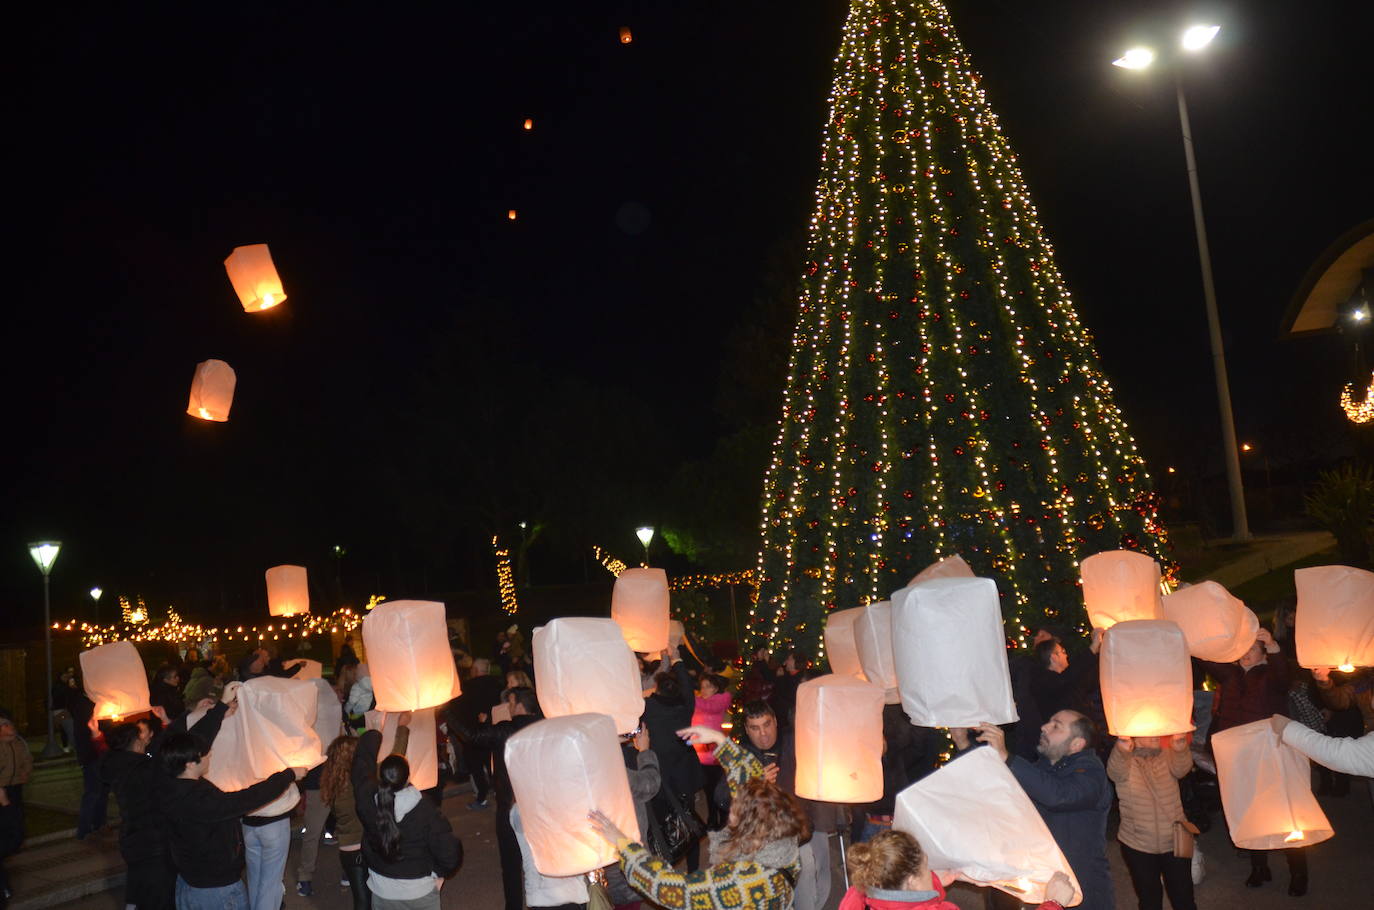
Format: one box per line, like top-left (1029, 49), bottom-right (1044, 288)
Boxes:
top-left (750, 0), bottom-right (1170, 658)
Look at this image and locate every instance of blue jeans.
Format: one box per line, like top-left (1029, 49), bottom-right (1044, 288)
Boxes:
top-left (242, 818), bottom-right (290, 910)
top-left (175, 877), bottom-right (249, 910)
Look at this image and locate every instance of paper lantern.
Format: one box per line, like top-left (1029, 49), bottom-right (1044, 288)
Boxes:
top-left (205, 676), bottom-right (323, 816)
top-left (894, 746), bottom-right (1082, 906)
top-left (611, 567), bottom-right (670, 652)
top-left (523, 117), bottom-right (534, 130)
top-left (1100, 620), bottom-right (1194, 736)
top-left (79, 641), bottom-right (151, 721)
top-left (532, 618), bottom-right (644, 734)
top-left (618, 25), bottom-right (633, 44)
top-left (362, 600), bottom-right (462, 711)
top-left (1212, 719), bottom-right (1333, 849)
top-left (308, 677), bottom-right (343, 747)
top-left (794, 675), bottom-right (884, 802)
top-left (1160, 581), bottom-right (1259, 663)
top-left (893, 577), bottom-right (1018, 727)
top-left (1295, 565), bottom-right (1374, 670)
top-left (365, 709), bottom-right (439, 791)
top-left (505, 714), bottom-right (639, 876)
top-left (823, 606), bottom-right (867, 679)
top-left (910, 554), bottom-right (975, 585)
top-left (854, 601), bottom-right (899, 703)
top-left (507, 209), bottom-right (518, 221)
top-left (186, 359), bottom-right (236, 422)
top-left (265, 565), bottom-right (310, 617)
top-left (224, 243), bottom-right (286, 312)
top-left (1081, 550), bottom-right (1162, 629)
top-left (293, 659), bottom-right (324, 681)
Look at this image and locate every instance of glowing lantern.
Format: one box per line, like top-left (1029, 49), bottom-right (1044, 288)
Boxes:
top-left (1100, 620), bottom-right (1194, 736)
top-left (611, 567), bottom-right (669, 652)
top-left (894, 746), bottom-right (1082, 906)
top-left (1294, 565), bottom-right (1374, 670)
top-left (910, 554), bottom-right (975, 585)
top-left (366, 709), bottom-right (439, 791)
top-left (618, 26), bottom-right (633, 44)
top-left (823, 606), bottom-right (867, 679)
top-left (265, 565), bottom-right (310, 617)
top-left (204, 676), bottom-right (322, 816)
top-left (1211, 719), bottom-right (1333, 849)
top-left (224, 243), bottom-right (286, 312)
top-left (854, 601), bottom-right (899, 703)
top-left (362, 600), bottom-right (462, 711)
top-left (794, 675), bottom-right (884, 803)
top-left (1160, 581), bottom-right (1259, 663)
top-left (79, 641), bottom-right (151, 721)
top-left (1081, 550), bottom-right (1162, 629)
top-left (505, 713), bottom-right (640, 876)
top-left (186, 359), bottom-right (236, 422)
top-left (523, 117), bottom-right (533, 130)
top-left (532, 618), bottom-right (643, 734)
top-left (308, 677), bottom-right (343, 748)
top-left (507, 209), bottom-right (518, 221)
top-left (293, 659), bottom-right (324, 681)
top-left (893, 577), bottom-right (1018, 727)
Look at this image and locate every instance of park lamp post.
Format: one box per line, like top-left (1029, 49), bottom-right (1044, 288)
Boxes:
top-left (28, 540), bottom-right (64, 758)
top-left (635, 526), bottom-right (654, 566)
top-left (1113, 24), bottom-right (1251, 541)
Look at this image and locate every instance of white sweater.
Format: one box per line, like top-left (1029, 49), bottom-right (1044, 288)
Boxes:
top-left (1282, 724), bottom-right (1374, 777)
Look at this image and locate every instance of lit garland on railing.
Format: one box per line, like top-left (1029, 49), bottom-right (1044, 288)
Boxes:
top-left (1340, 372), bottom-right (1374, 424)
top-left (593, 546), bottom-right (629, 577)
top-left (54, 606), bottom-right (366, 649)
top-left (592, 546), bottom-right (759, 593)
top-left (493, 536), bottom-right (519, 615)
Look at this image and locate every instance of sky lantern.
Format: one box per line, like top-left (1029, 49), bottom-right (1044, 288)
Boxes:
top-left (618, 25), bottom-right (633, 44)
top-left (894, 746), bottom-right (1082, 906)
top-left (611, 567), bottom-right (670, 652)
top-left (186, 359), bottom-right (236, 422)
top-left (1100, 620), bottom-right (1194, 737)
top-left (292, 659), bottom-right (324, 681)
top-left (1081, 549), bottom-right (1162, 629)
top-left (507, 209), bottom-right (518, 221)
top-left (909, 553), bottom-right (975, 586)
top-left (308, 678), bottom-right (342, 749)
top-left (1294, 565), bottom-right (1374, 670)
top-left (532, 618), bottom-right (643, 734)
top-left (893, 577), bottom-right (1018, 728)
top-left (366, 708), bottom-right (439, 791)
top-left (822, 606), bottom-right (866, 679)
top-left (793, 675), bottom-right (884, 803)
top-left (362, 600), bottom-right (462, 711)
top-left (265, 565), bottom-right (310, 617)
top-left (854, 601), bottom-right (899, 703)
top-left (205, 676), bottom-right (322, 816)
top-left (79, 641), bottom-right (151, 721)
top-left (523, 117), bottom-right (533, 130)
top-left (505, 713), bottom-right (639, 876)
top-left (1160, 581), bottom-right (1259, 663)
top-left (1212, 719), bottom-right (1333, 849)
top-left (223, 243), bottom-right (286, 312)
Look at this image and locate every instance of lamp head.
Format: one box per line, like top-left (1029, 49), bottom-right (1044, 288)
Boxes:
top-left (1112, 47), bottom-right (1156, 70)
top-left (1181, 24), bottom-right (1221, 52)
top-left (28, 541), bottom-right (62, 576)
top-left (90, 586), bottom-right (103, 602)
top-left (635, 526), bottom-right (654, 547)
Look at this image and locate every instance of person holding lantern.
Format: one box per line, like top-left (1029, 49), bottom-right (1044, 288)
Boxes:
top-left (1106, 734), bottom-right (1196, 910)
top-left (1269, 713), bottom-right (1374, 777)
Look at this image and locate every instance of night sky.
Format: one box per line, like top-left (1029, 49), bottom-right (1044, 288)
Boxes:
top-left (6, 0), bottom-right (1371, 628)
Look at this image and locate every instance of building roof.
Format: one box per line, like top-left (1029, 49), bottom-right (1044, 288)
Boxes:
top-left (1280, 219), bottom-right (1374, 339)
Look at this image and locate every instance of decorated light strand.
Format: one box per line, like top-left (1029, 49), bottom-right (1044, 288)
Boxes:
top-left (55, 605), bottom-right (367, 650)
top-left (1340, 372), bottom-right (1374, 424)
top-left (493, 536), bottom-right (520, 615)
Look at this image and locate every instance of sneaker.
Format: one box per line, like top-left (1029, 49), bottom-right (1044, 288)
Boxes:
top-left (323, 832), bottom-right (336, 844)
top-left (467, 798), bottom-right (490, 810)
top-left (296, 882), bottom-right (313, 898)
top-left (340, 879), bottom-right (350, 889)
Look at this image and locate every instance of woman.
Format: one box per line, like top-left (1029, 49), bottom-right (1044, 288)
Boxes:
top-left (1106, 735), bottom-right (1195, 910)
top-left (840, 829), bottom-right (1075, 910)
top-left (692, 675), bottom-right (733, 829)
top-left (352, 716), bottom-right (463, 910)
top-left (0, 709), bottom-right (33, 904)
top-left (589, 725), bottom-right (809, 910)
top-left (322, 734), bottom-right (370, 909)
top-left (643, 662), bottom-right (706, 870)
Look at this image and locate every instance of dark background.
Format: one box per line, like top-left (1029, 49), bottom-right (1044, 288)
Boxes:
top-left (4, 0), bottom-right (1371, 630)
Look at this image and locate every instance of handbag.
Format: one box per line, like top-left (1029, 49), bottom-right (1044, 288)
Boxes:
top-left (646, 788), bottom-right (706, 865)
top-left (1172, 819), bottom-right (1200, 859)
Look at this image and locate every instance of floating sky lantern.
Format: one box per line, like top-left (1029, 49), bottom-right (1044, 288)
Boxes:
top-left (611, 567), bottom-right (669, 652)
top-left (1212, 718), bottom-right (1333, 849)
top-left (794, 674), bottom-right (884, 803)
top-left (1160, 581), bottom-right (1258, 663)
top-left (523, 117), bottom-right (533, 130)
top-left (532, 618), bottom-right (643, 734)
top-left (909, 553), bottom-right (975, 586)
top-left (1081, 549), bottom-right (1162, 629)
top-left (186, 359), bottom-right (236, 422)
top-left (854, 601), bottom-right (899, 703)
top-left (79, 641), bottom-right (151, 721)
top-left (362, 600), bottom-right (462, 711)
top-left (1101, 620), bottom-right (1194, 737)
top-left (265, 565), bottom-right (310, 617)
top-left (507, 209), bottom-right (518, 221)
top-left (618, 26), bottom-right (633, 44)
top-left (822, 606), bottom-right (867, 679)
top-left (1294, 565), bottom-right (1374, 670)
top-left (224, 243), bottom-right (286, 312)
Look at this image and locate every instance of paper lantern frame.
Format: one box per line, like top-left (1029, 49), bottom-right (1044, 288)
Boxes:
top-left (80, 640), bottom-right (152, 721)
top-left (1081, 550), bottom-right (1162, 630)
top-left (794, 674), bottom-right (885, 802)
top-left (266, 565), bottom-right (310, 617)
top-left (187, 359), bottom-right (236, 422)
top-left (610, 567), bottom-right (670, 652)
top-left (1294, 565), bottom-right (1374, 670)
top-left (532, 618), bottom-right (644, 734)
top-left (362, 600), bottom-right (462, 711)
top-left (224, 243), bottom-right (286, 312)
top-left (1100, 620), bottom-right (1194, 737)
top-left (822, 606), bottom-right (867, 679)
top-left (1212, 719), bottom-right (1333, 850)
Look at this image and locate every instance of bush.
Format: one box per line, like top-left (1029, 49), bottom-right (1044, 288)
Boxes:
top-left (1304, 463), bottom-right (1374, 567)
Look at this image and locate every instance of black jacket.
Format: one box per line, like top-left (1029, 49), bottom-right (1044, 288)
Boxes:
top-left (643, 661), bottom-right (704, 798)
top-left (452, 714), bottom-right (540, 809)
top-left (149, 681), bottom-right (185, 721)
top-left (448, 675), bottom-right (506, 730)
top-left (159, 769), bottom-right (295, 887)
top-left (351, 730), bottom-right (462, 881)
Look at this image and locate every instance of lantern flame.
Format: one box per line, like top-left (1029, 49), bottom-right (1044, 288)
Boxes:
top-left (261, 292), bottom-right (277, 309)
top-left (197, 408), bottom-right (211, 419)
top-left (1338, 663), bottom-right (1355, 672)
top-left (1284, 830), bottom-right (1304, 843)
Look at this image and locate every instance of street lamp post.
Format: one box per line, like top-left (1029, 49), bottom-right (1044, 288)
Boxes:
top-left (29, 541), bottom-right (64, 758)
top-left (1114, 24), bottom-right (1251, 541)
top-left (90, 586), bottom-right (103, 622)
top-left (635, 526), bottom-right (654, 567)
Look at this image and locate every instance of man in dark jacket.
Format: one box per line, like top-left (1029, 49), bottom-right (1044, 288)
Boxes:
top-left (149, 666), bottom-right (186, 721)
top-left (446, 658), bottom-right (505, 809)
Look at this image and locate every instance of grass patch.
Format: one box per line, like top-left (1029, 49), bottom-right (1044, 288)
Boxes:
top-left (1230, 546), bottom-right (1339, 612)
top-left (24, 804), bottom-right (77, 838)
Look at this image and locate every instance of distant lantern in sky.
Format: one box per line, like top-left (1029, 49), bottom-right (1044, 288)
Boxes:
top-left (618, 26), bottom-right (633, 44)
top-left (507, 209), bottom-right (518, 221)
top-left (224, 243), bottom-right (287, 312)
top-left (187, 359), bottom-right (236, 422)
top-left (523, 117), bottom-right (533, 130)
top-left (265, 565), bottom-right (310, 617)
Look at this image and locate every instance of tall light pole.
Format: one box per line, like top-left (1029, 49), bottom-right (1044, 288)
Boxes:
top-left (1114, 24), bottom-right (1251, 541)
top-left (90, 586), bottom-right (103, 622)
top-left (635, 526), bottom-right (654, 566)
top-left (29, 541), bottom-right (64, 758)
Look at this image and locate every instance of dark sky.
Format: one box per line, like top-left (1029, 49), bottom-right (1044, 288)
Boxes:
top-left (5, 0), bottom-right (1371, 626)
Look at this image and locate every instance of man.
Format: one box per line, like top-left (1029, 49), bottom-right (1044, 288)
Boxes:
top-left (445, 658), bottom-right (505, 810)
top-left (0, 708), bottom-right (33, 904)
top-left (1271, 713), bottom-right (1374, 776)
top-left (977, 711), bottom-right (1113, 910)
top-left (237, 647), bottom-right (303, 683)
top-left (149, 666), bottom-right (185, 721)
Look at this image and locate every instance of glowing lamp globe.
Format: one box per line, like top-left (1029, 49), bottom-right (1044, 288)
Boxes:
top-left (366, 708), bottom-right (439, 791)
top-left (1081, 550), bottom-right (1162, 629)
top-left (1294, 565), bottom-right (1374, 670)
top-left (505, 713), bottom-right (640, 876)
top-left (532, 618), bottom-right (643, 734)
top-left (794, 675), bottom-right (885, 803)
top-left (79, 641), bottom-right (151, 721)
top-left (822, 606), bottom-right (867, 679)
top-left (265, 565), bottom-right (310, 617)
top-left (362, 600), bottom-right (462, 711)
top-left (1212, 719), bottom-right (1333, 850)
top-left (1100, 620), bottom-right (1194, 736)
top-left (187, 359), bottom-right (236, 422)
top-left (909, 554), bottom-right (975, 586)
top-left (224, 243), bottom-right (286, 312)
top-left (854, 601), bottom-right (899, 704)
top-left (1160, 581), bottom-right (1259, 663)
top-left (610, 567), bottom-right (670, 652)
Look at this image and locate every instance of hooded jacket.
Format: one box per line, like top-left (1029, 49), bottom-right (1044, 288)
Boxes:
top-left (158, 769), bottom-right (295, 887)
top-left (351, 729), bottom-right (462, 884)
top-left (1009, 749), bottom-right (1113, 910)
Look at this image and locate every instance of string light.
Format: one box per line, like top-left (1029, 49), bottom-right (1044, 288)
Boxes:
top-left (1340, 372), bottom-right (1374, 424)
top-left (493, 536), bottom-right (519, 615)
top-left (56, 603), bottom-right (366, 649)
top-left (592, 546), bottom-right (629, 577)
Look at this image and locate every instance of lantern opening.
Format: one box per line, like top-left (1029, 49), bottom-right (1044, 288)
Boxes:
top-left (1284, 830), bottom-right (1304, 843)
top-left (261, 292), bottom-right (278, 309)
top-left (1338, 663), bottom-right (1355, 672)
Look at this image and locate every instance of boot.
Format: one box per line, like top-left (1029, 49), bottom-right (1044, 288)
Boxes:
top-left (1288, 873), bottom-right (1308, 897)
top-left (1246, 856), bottom-right (1272, 888)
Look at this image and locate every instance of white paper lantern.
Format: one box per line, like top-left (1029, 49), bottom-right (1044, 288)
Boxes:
top-left (186, 359), bottom-right (236, 422)
top-left (308, 677), bottom-right (343, 748)
top-left (854, 601), bottom-right (899, 704)
top-left (893, 577), bottom-right (1018, 727)
top-left (1295, 565), bottom-right (1374, 670)
top-left (823, 606), bottom-right (867, 679)
top-left (224, 243), bottom-right (287, 312)
top-left (362, 600), bottom-right (462, 711)
top-left (794, 675), bottom-right (885, 802)
top-left (79, 641), bottom-right (152, 721)
top-left (1100, 620), bottom-right (1194, 737)
top-left (894, 746), bottom-right (1082, 906)
top-left (532, 618), bottom-right (644, 734)
top-left (293, 659), bottom-right (324, 681)
top-left (505, 714), bottom-right (640, 876)
top-left (910, 554), bottom-right (975, 585)
top-left (1212, 719), bottom-right (1334, 849)
top-left (611, 567), bottom-right (670, 652)
top-left (205, 676), bottom-right (322, 816)
top-left (365, 709), bottom-right (439, 791)
top-left (1081, 550), bottom-right (1162, 630)
top-left (265, 565), bottom-right (310, 617)
top-left (1160, 581), bottom-right (1259, 663)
